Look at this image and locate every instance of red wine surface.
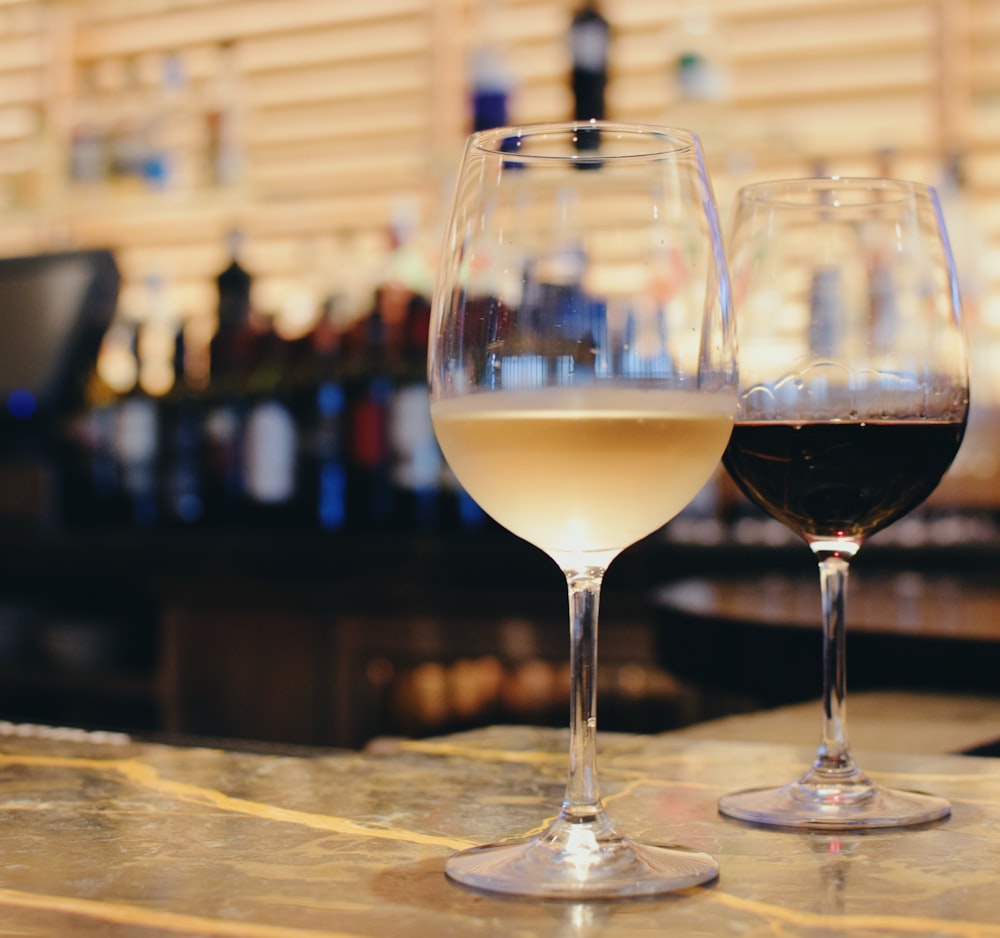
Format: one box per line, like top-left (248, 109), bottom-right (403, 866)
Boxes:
top-left (723, 421), bottom-right (965, 542)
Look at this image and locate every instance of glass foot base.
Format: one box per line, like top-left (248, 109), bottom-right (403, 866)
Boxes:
top-left (719, 782), bottom-right (951, 830)
top-left (446, 833), bottom-right (719, 899)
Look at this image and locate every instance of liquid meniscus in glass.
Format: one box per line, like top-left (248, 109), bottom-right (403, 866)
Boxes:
top-left (431, 386), bottom-right (734, 557)
top-left (723, 420), bottom-right (966, 543)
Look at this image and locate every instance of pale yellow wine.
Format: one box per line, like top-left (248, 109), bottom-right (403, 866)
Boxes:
top-left (431, 386), bottom-right (733, 558)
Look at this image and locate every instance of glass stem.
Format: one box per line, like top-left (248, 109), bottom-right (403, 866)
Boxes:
top-left (561, 568), bottom-right (606, 822)
top-left (808, 554), bottom-right (865, 784)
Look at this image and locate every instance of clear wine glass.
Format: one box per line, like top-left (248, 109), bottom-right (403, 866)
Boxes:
top-left (428, 121), bottom-right (737, 897)
top-left (719, 177), bottom-right (969, 829)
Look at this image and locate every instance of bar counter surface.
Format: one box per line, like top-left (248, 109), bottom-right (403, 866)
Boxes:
top-left (0, 722), bottom-right (998, 936)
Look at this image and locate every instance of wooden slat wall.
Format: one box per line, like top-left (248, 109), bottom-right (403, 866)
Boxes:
top-left (0, 0), bottom-right (53, 252)
top-left (968, 2), bottom-right (1000, 248)
top-left (0, 0), bottom-right (998, 381)
top-left (59, 0), bottom-right (457, 322)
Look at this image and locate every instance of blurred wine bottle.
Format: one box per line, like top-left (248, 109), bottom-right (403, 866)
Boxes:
top-left (162, 324), bottom-right (205, 525)
top-left (808, 266), bottom-right (844, 360)
top-left (68, 319), bottom-right (137, 527)
top-left (114, 322), bottom-right (160, 529)
top-left (672, 1), bottom-right (729, 104)
top-left (569, 1), bottom-right (609, 152)
top-left (390, 392), bottom-right (441, 530)
top-left (344, 294), bottom-right (394, 529)
top-left (241, 317), bottom-right (300, 527)
top-left (304, 300), bottom-right (348, 532)
top-left (203, 230), bottom-right (253, 523)
top-left (142, 51), bottom-right (191, 192)
top-left (469, 28), bottom-right (514, 132)
top-left (204, 42), bottom-right (244, 188)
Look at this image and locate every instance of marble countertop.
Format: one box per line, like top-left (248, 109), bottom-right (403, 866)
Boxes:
top-left (0, 721), bottom-right (998, 936)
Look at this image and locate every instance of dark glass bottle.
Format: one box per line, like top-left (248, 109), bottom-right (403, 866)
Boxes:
top-left (114, 324), bottom-right (160, 529)
top-left (162, 327), bottom-right (205, 525)
top-left (303, 303), bottom-right (348, 532)
top-left (389, 294), bottom-right (442, 531)
top-left (313, 380), bottom-right (348, 532)
top-left (344, 301), bottom-right (395, 529)
top-left (65, 329), bottom-right (131, 528)
top-left (240, 321), bottom-right (300, 528)
top-left (470, 41), bottom-right (514, 132)
top-left (203, 231), bottom-right (253, 524)
top-left (569, 1), bottom-right (609, 153)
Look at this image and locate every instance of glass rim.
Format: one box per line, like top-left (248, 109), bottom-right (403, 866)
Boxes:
top-left (736, 176), bottom-right (938, 208)
top-left (468, 120), bottom-right (702, 163)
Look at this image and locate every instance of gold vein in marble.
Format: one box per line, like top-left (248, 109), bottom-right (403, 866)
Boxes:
top-left (0, 887), bottom-right (366, 938)
top-left (398, 738), bottom-right (712, 783)
top-left (0, 753), bottom-right (472, 851)
top-left (396, 739), bottom-right (568, 765)
top-left (709, 891), bottom-right (1000, 936)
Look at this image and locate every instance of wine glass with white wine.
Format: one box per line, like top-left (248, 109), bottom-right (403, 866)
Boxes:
top-left (428, 121), bottom-right (737, 898)
top-left (719, 176), bottom-right (969, 829)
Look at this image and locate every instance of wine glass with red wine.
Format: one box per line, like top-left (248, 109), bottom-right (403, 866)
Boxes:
top-left (719, 177), bottom-right (969, 829)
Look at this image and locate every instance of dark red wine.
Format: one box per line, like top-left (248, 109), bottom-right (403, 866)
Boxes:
top-left (723, 421), bottom-right (965, 542)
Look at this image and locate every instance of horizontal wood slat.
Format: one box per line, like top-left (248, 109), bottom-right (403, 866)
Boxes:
top-left (72, 0), bottom-right (427, 58)
top-left (244, 57), bottom-right (431, 110)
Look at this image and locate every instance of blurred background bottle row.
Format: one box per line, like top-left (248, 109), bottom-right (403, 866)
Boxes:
top-left (3, 0), bottom-right (1000, 532)
top-left (59, 219), bottom-right (489, 535)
